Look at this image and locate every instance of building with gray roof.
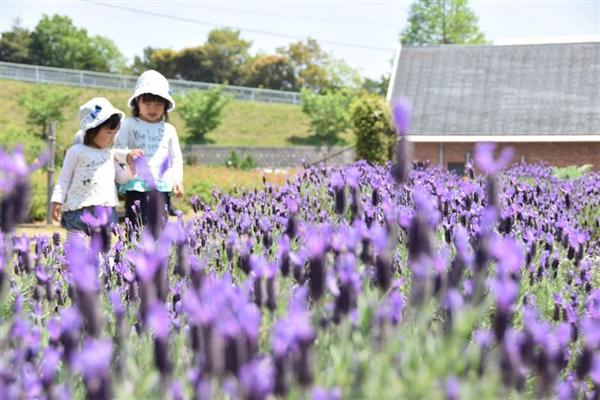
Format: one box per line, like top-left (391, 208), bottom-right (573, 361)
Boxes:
top-left (386, 42), bottom-right (600, 171)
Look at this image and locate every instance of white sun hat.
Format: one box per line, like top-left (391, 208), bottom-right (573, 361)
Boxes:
top-left (127, 70), bottom-right (175, 111)
top-left (78, 97), bottom-right (124, 132)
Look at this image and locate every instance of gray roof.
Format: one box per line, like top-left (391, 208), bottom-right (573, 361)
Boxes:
top-left (388, 42), bottom-right (600, 135)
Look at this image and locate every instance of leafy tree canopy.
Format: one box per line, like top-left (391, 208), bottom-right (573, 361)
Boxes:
top-left (27, 14), bottom-right (126, 72)
top-left (0, 19), bottom-right (31, 64)
top-left (401, 0), bottom-right (486, 45)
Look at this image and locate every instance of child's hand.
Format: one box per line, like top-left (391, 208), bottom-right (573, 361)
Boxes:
top-left (51, 202), bottom-right (62, 222)
top-left (174, 183), bottom-right (184, 198)
top-left (126, 149), bottom-right (144, 165)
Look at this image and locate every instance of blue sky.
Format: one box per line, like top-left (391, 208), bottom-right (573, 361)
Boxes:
top-left (2, 1), bottom-right (599, 79)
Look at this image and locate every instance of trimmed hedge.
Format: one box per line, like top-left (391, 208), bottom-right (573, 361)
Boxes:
top-left (350, 94), bottom-right (395, 165)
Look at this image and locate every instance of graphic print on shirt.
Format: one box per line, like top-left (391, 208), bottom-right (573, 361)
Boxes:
top-left (65, 150), bottom-right (113, 209)
top-left (132, 126), bottom-right (166, 155)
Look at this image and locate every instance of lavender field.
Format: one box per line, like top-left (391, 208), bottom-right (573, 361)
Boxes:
top-left (1, 122), bottom-right (600, 398)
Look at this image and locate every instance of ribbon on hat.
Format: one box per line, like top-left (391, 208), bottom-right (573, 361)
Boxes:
top-left (83, 105), bottom-right (103, 126)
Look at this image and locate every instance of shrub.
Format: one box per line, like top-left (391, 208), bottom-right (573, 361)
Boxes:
top-left (350, 94), bottom-right (395, 164)
top-left (552, 164), bottom-right (593, 180)
top-left (225, 150), bottom-right (256, 170)
top-left (0, 124), bottom-right (46, 162)
top-left (185, 153), bottom-right (198, 166)
top-left (177, 87), bottom-right (230, 143)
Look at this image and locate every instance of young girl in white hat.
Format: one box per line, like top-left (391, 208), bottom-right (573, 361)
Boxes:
top-left (51, 97), bottom-right (143, 242)
top-left (114, 70), bottom-right (184, 227)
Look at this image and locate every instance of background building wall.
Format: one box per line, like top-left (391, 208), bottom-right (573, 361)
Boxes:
top-left (413, 142), bottom-right (600, 170)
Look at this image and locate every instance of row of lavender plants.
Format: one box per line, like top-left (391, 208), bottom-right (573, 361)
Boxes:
top-left (1, 104), bottom-right (599, 399)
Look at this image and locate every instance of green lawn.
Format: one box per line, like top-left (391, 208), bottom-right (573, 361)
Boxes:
top-left (0, 79), bottom-right (353, 157)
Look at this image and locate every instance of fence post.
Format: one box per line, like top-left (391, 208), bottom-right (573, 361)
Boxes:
top-left (46, 122), bottom-right (57, 225)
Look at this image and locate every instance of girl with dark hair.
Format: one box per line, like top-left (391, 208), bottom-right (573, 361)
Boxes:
top-left (115, 70), bottom-right (184, 226)
top-left (51, 97), bottom-right (143, 243)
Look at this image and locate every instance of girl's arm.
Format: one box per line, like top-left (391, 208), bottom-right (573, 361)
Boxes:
top-left (114, 160), bottom-right (135, 184)
top-left (170, 130), bottom-right (184, 196)
top-left (114, 119), bottom-right (131, 149)
top-left (114, 149), bottom-right (144, 183)
top-left (50, 145), bottom-right (79, 220)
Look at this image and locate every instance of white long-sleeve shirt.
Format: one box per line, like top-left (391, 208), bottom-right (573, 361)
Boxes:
top-left (51, 144), bottom-right (134, 211)
top-left (114, 117), bottom-right (183, 192)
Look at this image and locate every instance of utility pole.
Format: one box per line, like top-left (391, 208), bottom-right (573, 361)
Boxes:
top-left (46, 122), bottom-right (56, 225)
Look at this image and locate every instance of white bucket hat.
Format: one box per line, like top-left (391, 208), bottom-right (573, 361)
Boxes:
top-left (127, 70), bottom-right (175, 112)
top-left (79, 97), bottom-right (124, 132)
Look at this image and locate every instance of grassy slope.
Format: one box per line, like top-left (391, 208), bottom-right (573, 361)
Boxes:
top-left (0, 79), bottom-right (353, 155)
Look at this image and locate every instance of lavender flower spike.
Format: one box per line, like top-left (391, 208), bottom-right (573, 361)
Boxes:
top-left (474, 143), bottom-right (514, 175)
top-left (391, 97), bottom-right (413, 184)
top-left (392, 96), bottom-right (412, 134)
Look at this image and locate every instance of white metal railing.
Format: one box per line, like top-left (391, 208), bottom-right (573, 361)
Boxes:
top-left (0, 61), bottom-right (302, 105)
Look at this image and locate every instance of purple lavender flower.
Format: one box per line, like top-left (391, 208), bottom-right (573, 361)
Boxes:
top-left (556, 375), bottom-right (577, 400)
top-left (311, 386), bottom-right (342, 400)
top-left (376, 291), bottom-right (406, 326)
top-left (41, 347), bottom-right (61, 389)
top-left (59, 306), bottom-right (83, 366)
top-left (81, 206), bottom-right (113, 252)
top-left (80, 206), bottom-right (112, 228)
top-left (305, 229), bottom-right (327, 300)
top-left (0, 146), bottom-right (37, 233)
top-left (391, 96), bottom-right (412, 134)
top-left (329, 172), bottom-right (346, 215)
top-left (133, 156), bottom-right (156, 189)
top-left (74, 338), bottom-right (113, 399)
top-left (147, 302), bottom-right (173, 377)
top-left (64, 235), bottom-right (99, 293)
top-left (490, 236), bottom-right (524, 279)
top-left (591, 355), bottom-right (600, 385)
top-left (390, 97), bottom-right (413, 184)
top-left (474, 143), bottom-right (514, 176)
top-left (445, 376), bottom-right (459, 400)
top-left (490, 278), bottom-right (518, 341)
top-left (585, 289), bottom-right (600, 319)
top-left (239, 358), bottom-right (274, 400)
top-left (109, 289), bottom-right (126, 319)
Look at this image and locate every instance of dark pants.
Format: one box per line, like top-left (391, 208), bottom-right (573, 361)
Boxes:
top-left (124, 191), bottom-right (172, 229)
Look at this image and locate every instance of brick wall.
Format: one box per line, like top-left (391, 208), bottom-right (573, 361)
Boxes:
top-left (413, 142), bottom-right (600, 170)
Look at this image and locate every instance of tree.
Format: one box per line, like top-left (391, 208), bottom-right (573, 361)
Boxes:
top-left (401, 0), bottom-right (486, 45)
top-left (28, 14), bottom-right (126, 72)
top-left (362, 75), bottom-right (390, 97)
top-left (300, 88), bottom-right (354, 148)
top-left (92, 35), bottom-right (127, 73)
top-left (176, 88), bottom-right (230, 143)
top-left (202, 28), bottom-right (251, 85)
top-left (132, 47), bottom-right (179, 78)
top-left (322, 56), bottom-right (362, 90)
top-left (0, 19), bottom-right (31, 63)
top-left (243, 54), bottom-right (296, 91)
top-left (176, 46), bottom-right (212, 81)
top-left (19, 85), bottom-right (74, 135)
top-left (277, 38), bottom-right (330, 92)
